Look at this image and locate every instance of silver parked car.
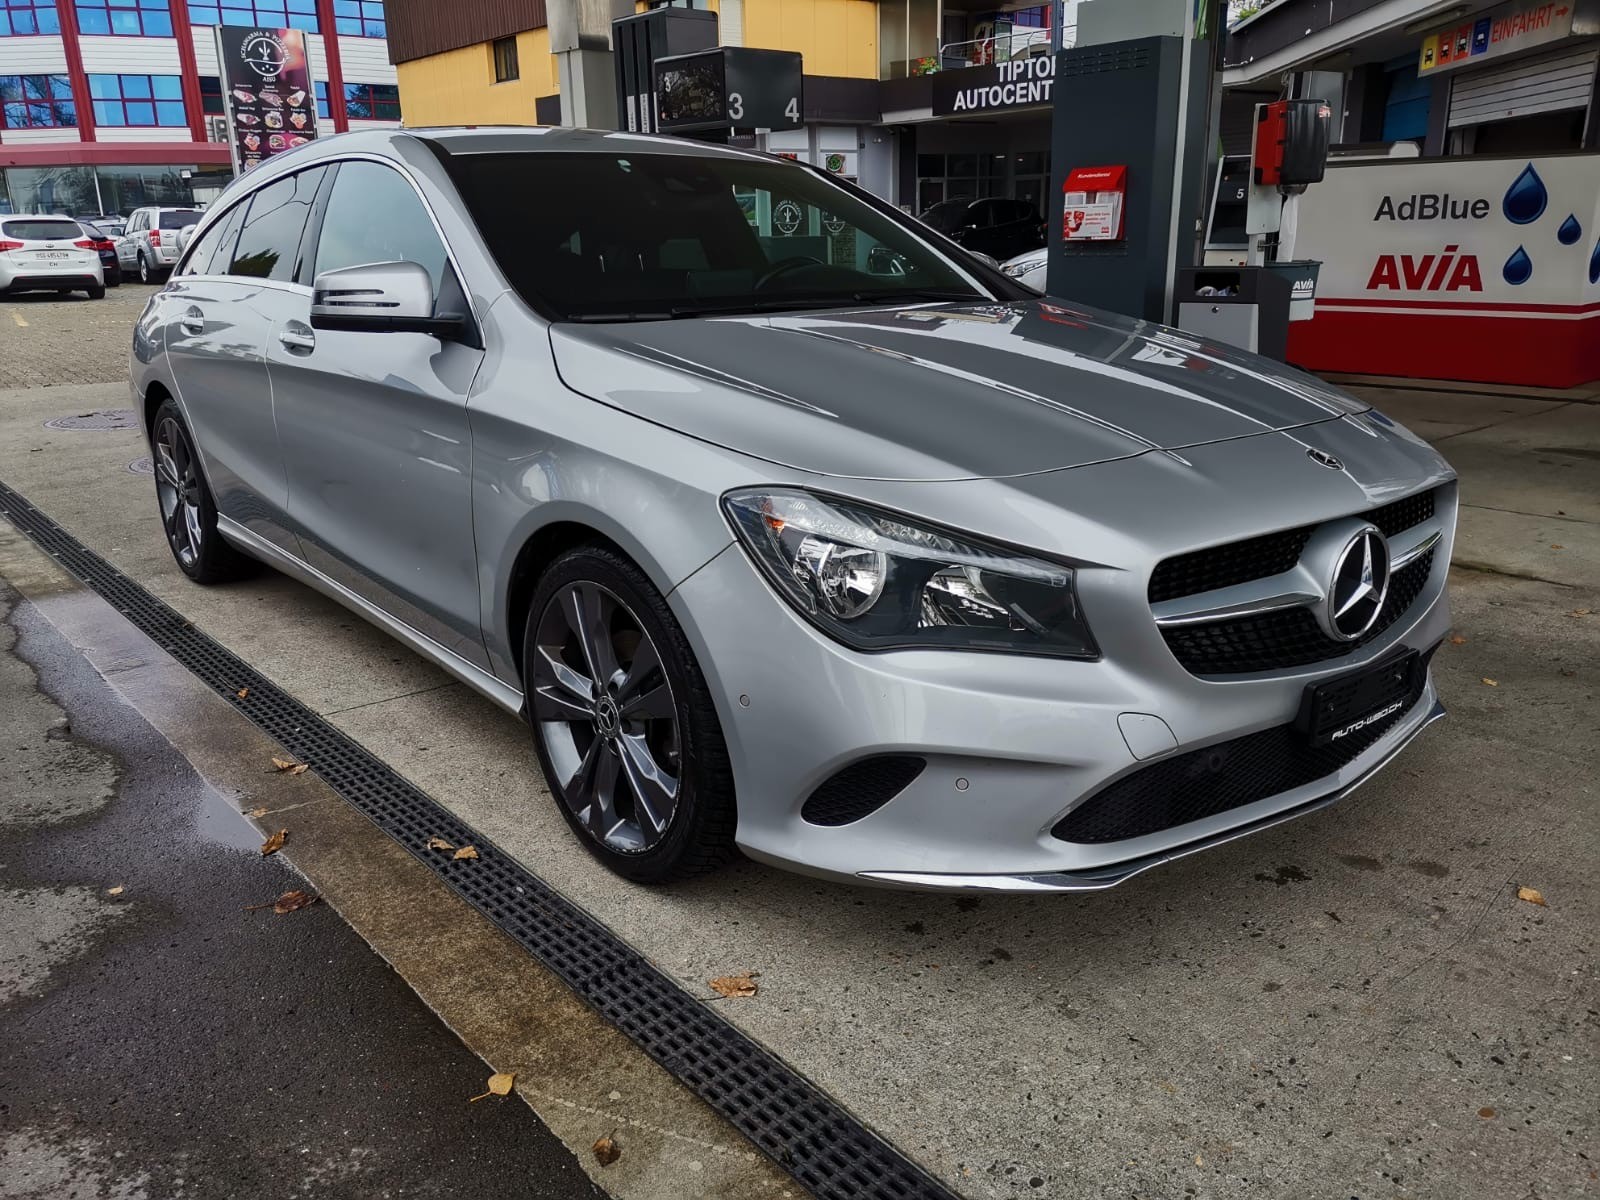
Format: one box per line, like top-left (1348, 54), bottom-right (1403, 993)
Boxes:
top-left (132, 129), bottom-right (1456, 891)
top-left (0, 214), bottom-right (105, 298)
top-left (118, 205), bottom-right (204, 284)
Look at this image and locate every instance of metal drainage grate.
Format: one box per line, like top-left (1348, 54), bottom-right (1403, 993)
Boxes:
top-left (43, 409), bottom-right (139, 431)
top-left (127, 456), bottom-right (154, 476)
top-left (0, 476), bottom-right (958, 1200)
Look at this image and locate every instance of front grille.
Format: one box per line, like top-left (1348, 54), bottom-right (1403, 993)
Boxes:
top-left (802, 756), bottom-right (925, 826)
top-left (1053, 649), bottom-right (1433, 844)
top-left (1148, 488), bottom-right (1437, 604)
top-left (1162, 549), bottom-right (1435, 675)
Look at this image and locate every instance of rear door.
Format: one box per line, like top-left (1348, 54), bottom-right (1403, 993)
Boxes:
top-left (117, 211), bottom-right (144, 270)
top-left (158, 170), bottom-right (324, 557)
top-left (270, 159), bottom-right (489, 668)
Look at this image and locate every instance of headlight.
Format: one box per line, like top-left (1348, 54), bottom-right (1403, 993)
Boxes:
top-left (723, 489), bottom-right (1097, 658)
top-left (1001, 260), bottom-right (1036, 278)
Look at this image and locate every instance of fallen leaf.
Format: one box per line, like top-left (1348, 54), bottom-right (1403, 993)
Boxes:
top-left (708, 973), bottom-right (759, 999)
top-left (1478, 1106), bottom-right (1496, 1119)
top-left (1517, 886), bottom-right (1546, 907)
top-left (1194, 1154), bottom-right (1205, 1167)
top-left (260, 828), bottom-right (287, 856)
top-left (236, 687), bottom-right (249, 699)
top-left (468, 1071), bottom-right (516, 1102)
top-left (1481, 678), bottom-right (1498, 687)
top-left (592, 1135), bottom-right (621, 1166)
top-left (270, 755), bottom-right (297, 771)
top-left (106, 885), bottom-right (124, 896)
top-left (1447, 634), bottom-right (1467, 645)
top-left (426, 836), bottom-right (455, 852)
top-left (1550, 544), bottom-right (1564, 550)
top-left (248, 806), bottom-right (268, 818)
top-left (270, 756), bottom-right (309, 775)
top-left (453, 845), bottom-right (479, 861)
top-left (273, 889), bottom-right (318, 914)
top-left (1569, 609), bottom-right (1592, 618)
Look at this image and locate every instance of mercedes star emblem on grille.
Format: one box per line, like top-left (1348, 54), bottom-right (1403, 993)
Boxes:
top-left (1306, 448), bottom-right (1343, 470)
top-left (1326, 527), bottom-right (1391, 641)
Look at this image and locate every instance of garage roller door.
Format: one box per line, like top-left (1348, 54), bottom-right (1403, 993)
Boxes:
top-left (1448, 43), bottom-right (1599, 127)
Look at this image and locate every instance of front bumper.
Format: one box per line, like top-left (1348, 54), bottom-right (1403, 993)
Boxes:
top-left (671, 519), bottom-right (1451, 892)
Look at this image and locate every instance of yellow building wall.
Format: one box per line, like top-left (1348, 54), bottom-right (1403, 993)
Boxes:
top-left (395, 27), bottom-right (559, 127)
top-left (743, 0), bottom-right (877, 79)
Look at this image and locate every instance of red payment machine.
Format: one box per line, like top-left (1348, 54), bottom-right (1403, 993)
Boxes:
top-left (1061, 164), bottom-right (1127, 242)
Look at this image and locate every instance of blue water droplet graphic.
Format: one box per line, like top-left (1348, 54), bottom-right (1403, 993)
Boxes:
top-left (1558, 214), bottom-right (1582, 245)
top-left (1503, 245), bottom-right (1533, 285)
top-left (1502, 164), bottom-right (1548, 225)
top-left (1590, 240), bottom-right (1600, 286)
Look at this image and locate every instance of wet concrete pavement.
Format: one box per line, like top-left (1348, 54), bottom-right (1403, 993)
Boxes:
top-left (0, 584), bottom-right (608, 1199)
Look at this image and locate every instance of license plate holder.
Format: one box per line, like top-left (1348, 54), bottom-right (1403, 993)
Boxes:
top-left (1295, 649), bottom-right (1421, 748)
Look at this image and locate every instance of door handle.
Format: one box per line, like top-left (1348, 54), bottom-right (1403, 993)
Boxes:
top-left (180, 306), bottom-right (205, 335)
top-left (278, 326), bottom-right (316, 352)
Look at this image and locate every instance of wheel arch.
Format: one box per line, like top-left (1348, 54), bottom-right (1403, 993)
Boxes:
top-left (503, 518), bottom-right (636, 689)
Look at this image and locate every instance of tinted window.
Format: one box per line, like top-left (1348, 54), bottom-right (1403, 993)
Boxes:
top-left (228, 169), bottom-right (324, 281)
top-left (159, 209), bottom-right (202, 230)
top-left (443, 152), bottom-right (982, 322)
top-left (179, 201), bottom-right (247, 277)
top-left (1, 218), bottom-right (83, 241)
top-left (920, 200), bottom-right (969, 233)
top-left (313, 161), bottom-right (447, 295)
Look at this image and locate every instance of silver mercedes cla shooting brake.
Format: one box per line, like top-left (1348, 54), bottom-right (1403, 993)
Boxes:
top-left (132, 128), bottom-right (1456, 891)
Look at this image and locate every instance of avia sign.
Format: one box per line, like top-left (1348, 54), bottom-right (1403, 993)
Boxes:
top-left (1284, 155), bottom-right (1600, 388)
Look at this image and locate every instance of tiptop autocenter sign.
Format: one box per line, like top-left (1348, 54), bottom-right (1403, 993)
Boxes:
top-left (932, 55), bottom-right (1056, 116)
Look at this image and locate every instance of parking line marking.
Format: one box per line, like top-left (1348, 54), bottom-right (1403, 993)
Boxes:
top-left (9, 310), bottom-right (26, 328)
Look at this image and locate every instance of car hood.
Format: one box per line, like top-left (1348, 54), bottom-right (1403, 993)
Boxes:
top-left (549, 299), bottom-right (1367, 481)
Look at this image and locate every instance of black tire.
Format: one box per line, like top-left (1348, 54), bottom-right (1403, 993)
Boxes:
top-left (106, 267), bottom-right (121, 287)
top-left (86, 284), bottom-right (106, 300)
top-left (150, 399), bottom-right (255, 585)
top-left (138, 253), bottom-right (156, 285)
top-left (524, 545), bottom-right (736, 883)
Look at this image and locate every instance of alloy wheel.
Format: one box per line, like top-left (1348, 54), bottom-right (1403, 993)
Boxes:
top-left (531, 582), bottom-right (680, 854)
top-left (154, 417), bottom-right (204, 569)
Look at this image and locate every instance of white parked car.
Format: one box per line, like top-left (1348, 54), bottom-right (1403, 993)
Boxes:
top-left (117, 206), bottom-right (204, 284)
top-left (1001, 246), bottom-right (1047, 293)
top-left (0, 214), bottom-right (105, 299)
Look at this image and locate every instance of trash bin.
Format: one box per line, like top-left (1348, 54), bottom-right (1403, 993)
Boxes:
top-left (1262, 259), bottom-right (1321, 322)
top-left (1174, 267), bottom-right (1293, 360)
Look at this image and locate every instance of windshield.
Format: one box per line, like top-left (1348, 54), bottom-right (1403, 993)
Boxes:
top-left (443, 151), bottom-right (987, 321)
top-left (159, 210), bottom-right (201, 229)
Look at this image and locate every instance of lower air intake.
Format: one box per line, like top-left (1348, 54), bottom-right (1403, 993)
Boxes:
top-left (802, 755), bottom-right (926, 826)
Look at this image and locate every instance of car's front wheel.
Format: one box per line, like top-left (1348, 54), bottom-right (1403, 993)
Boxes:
top-left (524, 546), bottom-right (736, 883)
top-left (150, 400), bottom-right (254, 584)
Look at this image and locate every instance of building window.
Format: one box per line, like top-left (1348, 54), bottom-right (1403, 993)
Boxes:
top-left (78, 0), bottom-right (174, 37)
top-left (0, 74), bottom-right (75, 127)
top-left (189, 1), bottom-right (319, 33)
top-left (343, 82), bottom-right (398, 121)
top-left (1, 1), bottom-right (62, 36)
top-left (492, 36), bottom-right (519, 83)
top-left (333, 0), bottom-right (384, 38)
top-left (314, 79), bottom-right (328, 119)
top-left (89, 73), bottom-right (187, 126)
top-left (200, 75), bottom-right (223, 115)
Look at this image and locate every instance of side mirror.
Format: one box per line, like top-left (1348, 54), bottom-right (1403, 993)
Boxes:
top-left (310, 261), bottom-right (464, 338)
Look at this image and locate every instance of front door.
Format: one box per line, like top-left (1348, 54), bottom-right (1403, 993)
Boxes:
top-left (269, 160), bottom-right (490, 670)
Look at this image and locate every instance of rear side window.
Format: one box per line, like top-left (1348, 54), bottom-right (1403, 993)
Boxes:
top-left (178, 202), bottom-right (247, 277)
top-left (228, 168), bottom-right (325, 281)
top-left (313, 161), bottom-right (447, 295)
top-left (159, 209), bottom-right (203, 230)
top-left (2, 218), bottom-right (83, 241)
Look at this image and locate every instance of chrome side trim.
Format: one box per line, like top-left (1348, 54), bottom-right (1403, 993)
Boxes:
top-left (216, 516), bottom-right (525, 716)
top-left (1390, 527), bottom-right (1442, 570)
top-left (859, 697), bottom-right (1446, 893)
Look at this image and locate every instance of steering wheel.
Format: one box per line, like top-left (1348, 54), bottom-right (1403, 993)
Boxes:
top-left (755, 255), bottom-right (825, 291)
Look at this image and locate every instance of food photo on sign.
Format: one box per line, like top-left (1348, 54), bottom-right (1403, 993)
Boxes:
top-left (216, 25), bottom-right (318, 173)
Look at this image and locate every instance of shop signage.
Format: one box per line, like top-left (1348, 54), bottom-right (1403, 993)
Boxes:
top-left (932, 55), bottom-right (1055, 116)
top-left (215, 25), bottom-right (318, 173)
top-left (1417, 0), bottom-right (1576, 75)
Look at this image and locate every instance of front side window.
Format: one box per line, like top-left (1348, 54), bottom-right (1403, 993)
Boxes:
top-left (333, 0), bottom-right (384, 38)
top-left (443, 152), bottom-right (985, 322)
top-left (313, 160), bottom-right (446, 295)
top-left (492, 36), bottom-right (519, 83)
top-left (89, 74), bottom-right (186, 127)
top-left (189, 0), bottom-right (318, 33)
top-left (179, 200), bottom-right (246, 276)
top-left (343, 82), bottom-right (399, 121)
top-left (0, 1), bottom-right (60, 36)
top-left (228, 167), bottom-right (324, 281)
top-left (78, 0), bottom-right (174, 37)
top-left (0, 74), bottom-right (75, 128)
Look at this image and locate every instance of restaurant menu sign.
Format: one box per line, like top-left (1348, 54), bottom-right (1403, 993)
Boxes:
top-left (215, 25), bottom-right (318, 173)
